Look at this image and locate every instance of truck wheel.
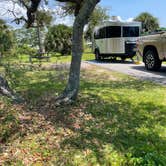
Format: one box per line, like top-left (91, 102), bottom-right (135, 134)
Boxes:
top-left (95, 50), bottom-right (101, 61)
top-left (144, 49), bottom-right (162, 71)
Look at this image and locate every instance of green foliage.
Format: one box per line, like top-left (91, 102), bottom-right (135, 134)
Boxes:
top-left (35, 10), bottom-right (53, 27)
top-left (85, 5), bottom-right (110, 41)
top-left (14, 28), bottom-right (38, 47)
top-left (157, 27), bottom-right (166, 32)
top-left (14, 10), bottom-right (53, 54)
top-left (16, 44), bottom-right (37, 55)
top-left (60, 1), bottom-right (84, 16)
top-left (0, 19), bottom-right (14, 56)
top-left (134, 12), bottom-right (159, 33)
top-left (45, 24), bottom-right (72, 55)
top-left (2, 63), bottom-right (35, 89)
top-left (0, 107), bottom-right (19, 143)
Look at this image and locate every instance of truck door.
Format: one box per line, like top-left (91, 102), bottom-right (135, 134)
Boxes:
top-left (162, 33), bottom-right (166, 58)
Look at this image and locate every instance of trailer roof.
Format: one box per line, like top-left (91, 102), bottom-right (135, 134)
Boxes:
top-left (94, 21), bottom-right (142, 31)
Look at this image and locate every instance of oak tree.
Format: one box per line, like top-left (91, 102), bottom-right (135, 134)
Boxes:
top-left (25, 0), bottom-right (100, 104)
top-left (0, 0), bottom-right (100, 103)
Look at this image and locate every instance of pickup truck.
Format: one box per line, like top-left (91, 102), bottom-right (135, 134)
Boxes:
top-left (137, 31), bottom-right (166, 71)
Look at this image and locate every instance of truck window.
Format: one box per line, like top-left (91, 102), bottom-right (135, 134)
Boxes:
top-left (123, 27), bottom-right (139, 37)
top-left (106, 26), bottom-right (121, 38)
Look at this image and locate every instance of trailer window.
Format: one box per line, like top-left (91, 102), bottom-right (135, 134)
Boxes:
top-left (123, 27), bottom-right (139, 37)
top-left (94, 27), bottom-right (106, 39)
top-left (94, 31), bottom-right (99, 39)
top-left (106, 26), bottom-right (121, 38)
top-left (99, 27), bottom-right (106, 39)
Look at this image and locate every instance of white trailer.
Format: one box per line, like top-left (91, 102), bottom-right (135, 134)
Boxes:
top-left (92, 21), bottom-right (141, 60)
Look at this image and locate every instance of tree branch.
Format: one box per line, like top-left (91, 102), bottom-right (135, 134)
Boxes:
top-left (26, 0), bottom-right (41, 27)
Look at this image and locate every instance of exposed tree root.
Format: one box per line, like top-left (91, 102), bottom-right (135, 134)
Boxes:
top-left (0, 76), bottom-right (24, 104)
top-left (55, 89), bottom-right (77, 106)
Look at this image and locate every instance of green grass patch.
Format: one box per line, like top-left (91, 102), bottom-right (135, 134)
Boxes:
top-left (0, 62), bottom-right (165, 165)
top-left (2, 52), bottom-right (94, 65)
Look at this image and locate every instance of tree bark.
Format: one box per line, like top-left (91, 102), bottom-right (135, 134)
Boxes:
top-left (56, 0), bottom-right (100, 104)
top-left (37, 26), bottom-right (42, 53)
top-left (0, 76), bottom-right (23, 103)
top-left (36, 25), bottom-right (45, 53)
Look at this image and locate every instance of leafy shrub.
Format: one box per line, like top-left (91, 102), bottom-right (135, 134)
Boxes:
top-left (16, 44), bottom-right (37, 56)
top-left (45, 24), bottom-right (72, 56)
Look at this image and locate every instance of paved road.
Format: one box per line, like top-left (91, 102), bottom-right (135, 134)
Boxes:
top-left (85, 60), bottom-right (166, 85)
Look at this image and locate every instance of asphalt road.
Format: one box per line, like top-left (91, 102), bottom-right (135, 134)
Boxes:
top-left (85, 59), bottom-right (166, 85)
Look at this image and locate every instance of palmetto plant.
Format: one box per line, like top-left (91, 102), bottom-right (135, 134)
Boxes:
top-left (134, 12), bottom-right (159, 33)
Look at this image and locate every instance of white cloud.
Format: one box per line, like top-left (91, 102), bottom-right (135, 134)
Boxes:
top-left (110, 16), bottom-right (134, 22)
top-left (126, 17), bottom-right (134, 22)
top-left (54, 16), bottom-right (74, 26)
top-left (0, 1), bottom-right (26, 21)
top-left (117, 16), bottom-right (123, 21)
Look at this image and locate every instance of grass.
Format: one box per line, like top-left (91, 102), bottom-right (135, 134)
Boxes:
top-left (2, 52), bottom-right (94, 64)
top-left (0, 55), bottom-right (166, 165)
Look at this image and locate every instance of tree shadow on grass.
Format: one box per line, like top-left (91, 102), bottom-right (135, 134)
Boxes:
top-left (1, 67), bottom-right (166, 165)
top-left (59, 95), bottom-right (166, 165)
top-left (20, 77), bottom-right (166, 165)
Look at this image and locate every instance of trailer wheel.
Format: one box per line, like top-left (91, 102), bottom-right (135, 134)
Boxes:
top-left (95, 50), bottom-right (101, 61)
top-left (144, 49), bottom-right (161, 71)
top-left (121, 57), bottom-right (126, 62)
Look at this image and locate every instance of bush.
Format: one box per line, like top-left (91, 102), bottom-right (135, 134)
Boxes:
top-left (45, 24), bottom-right (72, 56)
top-left (16, 44), bottom-right (37, 55)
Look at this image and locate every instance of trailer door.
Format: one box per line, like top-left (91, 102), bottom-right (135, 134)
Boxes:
top-left (96, 27), bottom-right (107, 54)
top-left (105, 26), bottom-right (124, 54)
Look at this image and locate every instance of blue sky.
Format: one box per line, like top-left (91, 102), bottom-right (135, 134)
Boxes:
top-left (99, 0), bottom-right (166, 27)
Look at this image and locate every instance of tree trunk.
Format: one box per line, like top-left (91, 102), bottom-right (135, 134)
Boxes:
top-left (56, 0), bottom-right (100, 104)
top-left (36, 25), bottom-right (44, 53)
top-left (63, 21), bottom-right (84, 100)
top-left (0, 76), bottom-right (23, 103)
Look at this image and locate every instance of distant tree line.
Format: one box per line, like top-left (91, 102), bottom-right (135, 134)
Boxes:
top-left (0, 9), bottom-right (164, 59)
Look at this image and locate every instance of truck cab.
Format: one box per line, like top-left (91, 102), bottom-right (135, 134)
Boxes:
top-left (137, 31), bottom-right (166, 70)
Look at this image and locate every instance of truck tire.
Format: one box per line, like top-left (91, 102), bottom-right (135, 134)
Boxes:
top-left (95, 50), bottom-right (101, 61)
top-left (144, 49), bottom-right (162, 71)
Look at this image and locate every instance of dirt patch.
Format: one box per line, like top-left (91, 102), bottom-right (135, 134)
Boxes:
top-left (81, 62), bottom-right (120, 81)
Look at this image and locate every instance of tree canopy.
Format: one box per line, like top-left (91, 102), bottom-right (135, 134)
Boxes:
top-left (85, 5), bottom-right (110, 41)
top-left (134, 12), bottom-right (159, 33)
top-left (3, 0), bottom-right (100, 103)
top-left (45, 24), bottom-right (72, 55)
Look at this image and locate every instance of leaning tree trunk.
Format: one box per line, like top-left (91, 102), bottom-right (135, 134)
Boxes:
top-left (56, 0), bottom-right (100, 104)
top-left (0, 76), bottom-right (23, 103)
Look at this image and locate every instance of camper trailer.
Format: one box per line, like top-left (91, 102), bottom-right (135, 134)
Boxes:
top-left (92, 21), bottom-right (141, 60)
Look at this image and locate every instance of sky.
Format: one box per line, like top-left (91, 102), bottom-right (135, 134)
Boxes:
top-left (99, 0), bottom-right (166, 27)
top-left (0, 0), bottom-right (166, 28)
